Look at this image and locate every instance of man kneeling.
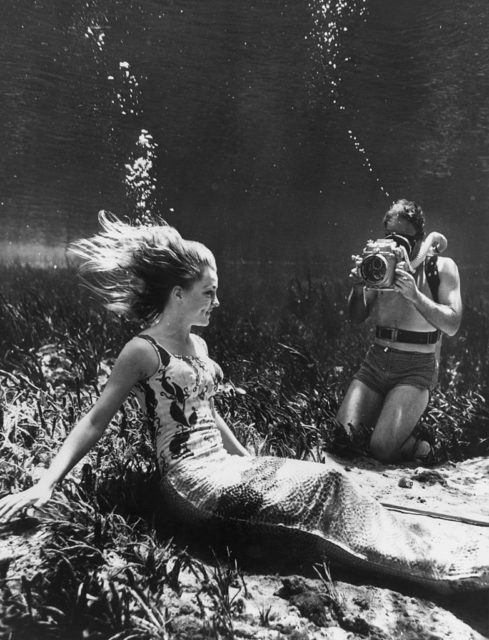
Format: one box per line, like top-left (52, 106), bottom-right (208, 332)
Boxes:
top-left (337, 199), bottom-right (462, 463)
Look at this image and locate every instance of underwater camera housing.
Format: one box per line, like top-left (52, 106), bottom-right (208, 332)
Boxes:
top-left (354, 237), bottom-right (411, 289)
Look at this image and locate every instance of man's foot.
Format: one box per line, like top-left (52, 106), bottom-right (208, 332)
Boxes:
top-left (413, 439), bottom-right (436, 466)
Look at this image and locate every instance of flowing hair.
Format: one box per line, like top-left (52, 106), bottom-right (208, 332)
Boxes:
top-left (69, 211), bottom-right (216, 323)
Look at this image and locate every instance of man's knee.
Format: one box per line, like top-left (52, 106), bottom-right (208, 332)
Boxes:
top-left (369, 433), bottom-right (399, 462)
top-left (337, 416), bottom-right (355, 437)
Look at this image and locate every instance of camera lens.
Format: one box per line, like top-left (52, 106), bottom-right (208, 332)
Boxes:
top-left (360, 255), bottom-right (387, 285)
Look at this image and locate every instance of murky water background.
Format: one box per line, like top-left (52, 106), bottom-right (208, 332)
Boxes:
top-left (1, 0), bottom-right (488, 294)
top-left (1, 6), bottom-right (489, 633)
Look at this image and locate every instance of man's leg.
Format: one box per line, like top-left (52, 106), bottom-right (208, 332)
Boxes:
top-left (337, 379), bottom-right (384, 443)
top-left (369, 384), bottom-right (430, 462)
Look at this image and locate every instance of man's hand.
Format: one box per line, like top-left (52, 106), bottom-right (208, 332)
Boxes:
top-left (0, 484), bottom-right (54, 523)
top-left (347, 266), bottom-right (377, 323)
top-left (348, 266), bottom-right (364, 290)
top-left (393, 267), bottom-right (418, 302)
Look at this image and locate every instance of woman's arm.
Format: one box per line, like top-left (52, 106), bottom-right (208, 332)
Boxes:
top-left (0, 338), bottom-right (157, 522)
top-left (212, 403), bottom-right (250, 456)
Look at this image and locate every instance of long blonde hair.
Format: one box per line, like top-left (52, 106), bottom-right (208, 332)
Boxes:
top-left (69, 211), bottom-right (216, 323)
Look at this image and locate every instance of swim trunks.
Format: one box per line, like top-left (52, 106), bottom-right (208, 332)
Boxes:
top-left (353, 344), bottom-right (438, 394)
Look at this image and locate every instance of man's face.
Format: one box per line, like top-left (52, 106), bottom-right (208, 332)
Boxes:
top-left (384, 216), bottom-right (421, 257)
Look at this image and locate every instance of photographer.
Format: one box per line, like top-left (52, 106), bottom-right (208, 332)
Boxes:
top-left (337, 199), bottom-right (462, 463)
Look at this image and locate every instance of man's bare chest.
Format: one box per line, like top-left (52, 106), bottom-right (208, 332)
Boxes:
top-left (372, 268), bottom-right (435, 329)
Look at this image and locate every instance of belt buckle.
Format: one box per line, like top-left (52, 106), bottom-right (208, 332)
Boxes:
top-left (387, 327), bottom-right (398, 341)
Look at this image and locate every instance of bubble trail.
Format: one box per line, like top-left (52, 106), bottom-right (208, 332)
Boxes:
top-left (82, 8), bottom-right (165, 223)
top-left (307, 0), bottom-right (390, 199)
top-left (124, 130), bottom-right (159, 225)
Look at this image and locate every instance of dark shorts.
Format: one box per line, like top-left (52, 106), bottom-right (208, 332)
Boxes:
top-left (353, 344), bottom-right (438, 395)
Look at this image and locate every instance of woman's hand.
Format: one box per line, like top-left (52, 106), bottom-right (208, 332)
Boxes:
top-left (0, 483), bottom-right (54, 523)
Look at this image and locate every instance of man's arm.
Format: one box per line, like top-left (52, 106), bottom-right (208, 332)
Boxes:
top-left (347, 276), bottom-right (378, 324)
top-left (394, 257), bottom-right (462, 336)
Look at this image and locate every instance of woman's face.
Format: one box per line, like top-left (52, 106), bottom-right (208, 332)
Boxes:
top-left (181, 266), bottom-right (219, 326)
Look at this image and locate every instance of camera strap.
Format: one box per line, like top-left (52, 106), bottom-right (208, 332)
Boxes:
top-left (425, 255), bottom-right (440, 303)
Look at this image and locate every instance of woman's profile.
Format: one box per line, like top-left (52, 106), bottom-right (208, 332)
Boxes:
top-left (0, 211), bottom-right (488, 593)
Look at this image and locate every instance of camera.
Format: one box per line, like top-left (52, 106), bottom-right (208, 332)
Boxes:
top-left (354, 237), bottom-right (410, 289)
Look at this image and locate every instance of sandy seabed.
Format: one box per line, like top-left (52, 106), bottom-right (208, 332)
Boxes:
top-left (1, 455), bottom-right (488, 639)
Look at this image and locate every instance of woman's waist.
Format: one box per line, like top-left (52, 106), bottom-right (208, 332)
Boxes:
top-left (157, 425), bottom-right (225, 468)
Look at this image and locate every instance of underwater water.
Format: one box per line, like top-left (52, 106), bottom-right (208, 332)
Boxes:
top-left (0, 0), bottom-right (488, 297)
top-left (1, 6), bottom-right (489, 636)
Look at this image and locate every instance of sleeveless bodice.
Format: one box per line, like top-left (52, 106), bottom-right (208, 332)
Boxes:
top-left (135, 334), bottom-right (225, 474)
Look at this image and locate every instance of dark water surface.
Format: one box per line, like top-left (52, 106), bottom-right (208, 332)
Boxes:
top-left (1, 0), bottom-right (489, 291)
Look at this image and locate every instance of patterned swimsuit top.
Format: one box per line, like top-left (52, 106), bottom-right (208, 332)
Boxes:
top-left (135, 334), bottom-right (224, 474)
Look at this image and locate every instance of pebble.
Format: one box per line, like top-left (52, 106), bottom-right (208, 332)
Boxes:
top-left (398, 477), bottom-right (413, 488)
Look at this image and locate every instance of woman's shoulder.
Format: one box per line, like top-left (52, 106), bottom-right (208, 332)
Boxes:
top-left (116, 335), bottom-right (160, 380)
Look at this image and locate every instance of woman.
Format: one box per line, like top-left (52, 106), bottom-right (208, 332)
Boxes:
top-left (0, 212), bottom-right (487, 593)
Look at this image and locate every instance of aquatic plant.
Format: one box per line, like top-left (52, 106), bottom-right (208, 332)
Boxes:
top-left (0, 263), bottom-right (488, 638)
